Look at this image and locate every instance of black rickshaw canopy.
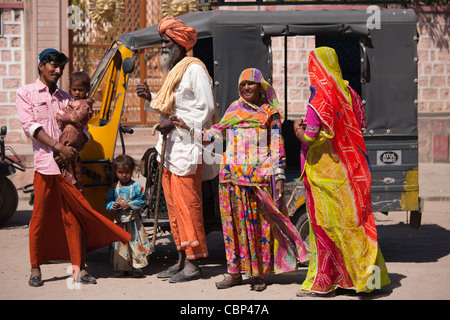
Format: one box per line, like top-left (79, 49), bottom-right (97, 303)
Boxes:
top-left (116, 8), bottom-right (418, 137)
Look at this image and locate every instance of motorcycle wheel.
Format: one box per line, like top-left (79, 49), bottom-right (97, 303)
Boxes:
top-left (0, 177), bottom-right (19, 225)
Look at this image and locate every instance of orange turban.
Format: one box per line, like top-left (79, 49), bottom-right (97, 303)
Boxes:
top-left (158, 17), bottom-right (197, 52)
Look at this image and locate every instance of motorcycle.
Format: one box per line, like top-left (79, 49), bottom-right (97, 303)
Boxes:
top-left (0, 126), bottom-right (26, 225)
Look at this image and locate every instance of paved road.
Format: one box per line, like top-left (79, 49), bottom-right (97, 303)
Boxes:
top-left (1, 164), bottom-right (449, 310)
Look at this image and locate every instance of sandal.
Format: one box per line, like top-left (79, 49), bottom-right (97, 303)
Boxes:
top-left (296, 289), bottom-right (336, 298)
top-left (157, 265), bottom-right (180, 279)
top-left (215, 273), bottom-right (243, 289)
top-left (132, 268), bottom-right (145, 278)
top-left (114, 270), bottom-right (129, 278)
top-left (252, 277), bottom-right (267, 292)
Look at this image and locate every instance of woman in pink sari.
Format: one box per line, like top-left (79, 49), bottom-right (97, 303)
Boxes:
top-left (294, 47), bottom-right (390, 297)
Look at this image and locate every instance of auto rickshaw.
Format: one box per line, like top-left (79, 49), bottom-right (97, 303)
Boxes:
top-left (81, 8), bottom-right (421, 252)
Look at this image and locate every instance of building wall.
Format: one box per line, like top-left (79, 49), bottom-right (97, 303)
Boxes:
top-left (416, 7), bottom-right (450, 163)
top-left (271, 35), bottom-right (315, 118)
top-left (0, 0), bottom-right (68, 145)
top-left (0, 5), bottom-right (24, 144)
top-left (417, 7), bottom-right (449, 113)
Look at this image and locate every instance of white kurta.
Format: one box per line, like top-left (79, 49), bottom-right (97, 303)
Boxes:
top-left (147, 63), bottom-right (218, 180)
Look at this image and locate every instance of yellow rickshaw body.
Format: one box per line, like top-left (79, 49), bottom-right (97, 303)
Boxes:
top-left (80, 42), bottom-right (134, 219)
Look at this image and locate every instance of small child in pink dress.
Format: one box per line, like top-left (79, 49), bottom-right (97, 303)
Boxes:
top-left (55, 71), bottom-right (93, 191)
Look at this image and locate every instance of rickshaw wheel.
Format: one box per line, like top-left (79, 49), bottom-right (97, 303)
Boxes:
top-left (0, 177), bottom-right (19, 225)
top-left (140, 147), bottom-right (168, 225)
top-left (292, 205), bottom-right (310, 267)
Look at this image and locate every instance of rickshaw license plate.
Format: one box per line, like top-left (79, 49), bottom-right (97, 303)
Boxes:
top-left (376, 150), bottom-right (402, 165)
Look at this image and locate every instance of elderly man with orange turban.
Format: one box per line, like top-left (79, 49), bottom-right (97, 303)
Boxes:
top-left (136, 17), bottom-right (218, 283)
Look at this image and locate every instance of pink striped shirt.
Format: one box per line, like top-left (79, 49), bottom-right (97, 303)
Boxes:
top-left (16, 78), bottom-right (72, 175)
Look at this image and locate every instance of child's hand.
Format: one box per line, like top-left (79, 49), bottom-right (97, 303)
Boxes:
top-left (112, 203), bottom-right (121, 210)
top-left (120, 202), bottom-right (131, 210)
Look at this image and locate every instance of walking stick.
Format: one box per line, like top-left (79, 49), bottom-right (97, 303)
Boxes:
top-left (150, 123), bottom-right (167, 253)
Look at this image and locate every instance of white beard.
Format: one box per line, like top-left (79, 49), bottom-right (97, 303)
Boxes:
top-left (160, 45), bottom-right (181, 72)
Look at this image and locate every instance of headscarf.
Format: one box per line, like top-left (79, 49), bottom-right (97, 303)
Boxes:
top-left (238, 68), bottom-right (279, 111)
top-left (218, 68), bottom-right (281, 129)
top-left (307, 47), bottom-right (355, 136)
top-left (307, 47), bottom-right (372, 224)
top-left (158, 17), bottom-right (197, 52)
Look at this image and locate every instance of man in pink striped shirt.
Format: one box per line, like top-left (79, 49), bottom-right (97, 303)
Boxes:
top-left (16, 49), bottom-right (80, 173)
top-left (16, 49), bottom-right (130, 287)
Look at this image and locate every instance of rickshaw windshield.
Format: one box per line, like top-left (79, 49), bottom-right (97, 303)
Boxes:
top-left (89, 41), bottom-right (121, 97)
top-left (88, 42), bottom-right (124, 126)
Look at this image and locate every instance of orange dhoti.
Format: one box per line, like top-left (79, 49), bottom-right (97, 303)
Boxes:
top-left (29, 172), bottom-right (131, 268)
top-left (161, 166), bottom-right (208, 260)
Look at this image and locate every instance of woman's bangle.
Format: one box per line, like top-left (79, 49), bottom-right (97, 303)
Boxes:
top-left (294, 126), bottom-right (303, 135)
top-left (52, 141), bottom-right (58, 148)
top-left (275, 174), bottom-right (286, 181)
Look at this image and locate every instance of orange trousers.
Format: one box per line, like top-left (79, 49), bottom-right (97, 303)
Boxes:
top-left (29, 172), bottom-right (131, 268)
top-left (161, 166), bottom-right (208, 260)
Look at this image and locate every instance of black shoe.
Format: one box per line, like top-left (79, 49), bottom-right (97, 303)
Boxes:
top-left (169, 269), bottom-right (202, 283)
top-left (157, 266), bottom-right (180, 279)
top-left (28, 275), bottom-right (43, 287)
top-left (79, 273), bottom-right (97, 284)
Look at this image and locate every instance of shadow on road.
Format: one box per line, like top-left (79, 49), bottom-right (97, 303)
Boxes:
top-left (4, 208), bottom-right (448, 300)
top-left (0, 209), bottom-right (32, 230)
top-left (377, 222), bottom-right (450, 263)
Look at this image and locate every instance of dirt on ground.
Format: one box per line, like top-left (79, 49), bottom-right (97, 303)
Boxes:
top-left (1, 164), bottom-right (450, 316)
